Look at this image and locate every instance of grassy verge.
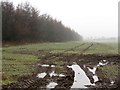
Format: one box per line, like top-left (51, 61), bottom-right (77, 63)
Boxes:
top-left (2, 53), bottom-right (39, 85)
top-left (97, 65), bottom-right (119, 82)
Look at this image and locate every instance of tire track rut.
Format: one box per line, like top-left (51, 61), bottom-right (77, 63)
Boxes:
top-left (80, 43), bottom-right (93, 54)
top-left (44, 43), bottom-right (86, 60)
top-left (2, 42), bottom-right (95, 89)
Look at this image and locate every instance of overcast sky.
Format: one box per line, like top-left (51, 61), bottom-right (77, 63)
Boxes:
top-left (4, 0), bottom-right (119, 38)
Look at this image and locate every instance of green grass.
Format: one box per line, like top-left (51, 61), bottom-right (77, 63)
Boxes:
top-left (3, 41), bottom-right (82, 53)
top-left (54, 60), bottom-right (66, 74)
top-left (98, 65), bottom-right (119, 81)
top-left (3, 41), bottom-right (118, 54)
top-left (84, 43), bottom-right (118, 54)
top-left (2, 53), bottom-right (38, 85)
top-left (2, 41), bottom-right (118, 85)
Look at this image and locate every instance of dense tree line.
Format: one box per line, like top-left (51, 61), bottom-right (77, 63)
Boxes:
top-left (1, 1), bottom-right (83, 43)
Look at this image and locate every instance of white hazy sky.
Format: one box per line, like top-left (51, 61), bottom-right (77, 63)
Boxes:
top-left (4, 0), bottom-right (120, 38)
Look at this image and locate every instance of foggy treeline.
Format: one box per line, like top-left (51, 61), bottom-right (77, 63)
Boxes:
top-left (1, 1), bottom-right (82, 43)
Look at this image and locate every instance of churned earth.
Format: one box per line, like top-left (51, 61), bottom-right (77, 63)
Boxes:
top-left (2, 42), bottom-right (120, 90)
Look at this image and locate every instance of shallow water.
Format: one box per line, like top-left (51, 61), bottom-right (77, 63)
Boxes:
top-left (93, 75), bottom-right (99, 82)
top-left (49, 71), bottom-right (65, 77)
top-left (67, 63), bottom-right (92, 88)
top-left (87, 66), bottom-right (97, 75)
top-left (38, 64), bottom-right (56, 68)
top-left (87, 60), bottom-right (109, 83)
top-left (51, 65), bottom-right (55, 67)
top-left (59, 74), bottom-right (65, 77)
top-left (110, 81), bottom-right (115, 85)
top-left (98, 62), bottom-right (108, 66)
top-left (37, 60), bottom-right (109, 88)
top-left (97, 60), bottom-right (108, 66)
top-left (49, 71), bottom-right (57, 77)
top-left (46, 82), bottom-right (58, 89)
top-left (37, 72), bottom-right (47, 78)
top-left (41, 64), bottom-right (50, 67)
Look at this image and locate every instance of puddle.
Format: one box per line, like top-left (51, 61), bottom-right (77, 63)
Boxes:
top-left (93, 75), bottom-right (99, 82)
top-left (59, 74), bottom-right (65, 77)
top-left (97, 60), bottom-right (108, 66)
top-left (37, 72), bottom-right (47, 78)
top-left (87, 66), bottom-right (99, 83)
top-left (83, 65), bottom-right (86, 68)
top-left (87, 67), bottom-right (97, 75)
top-left (67, 63), bottom-right (92, 88)
top-left (37, 64), bottom-right (50, 67)
top-left (110, 81), bottom-right (115, 85)
top-left (98, 62), bottom-right (108, 66)
top-left (49, 71), bottom-right (65, 77)
top-left (38, 64), bottom-right (55, 68)
top-left (51, 65), bottom-right (55, 67)
top-left (49, 71), bottom-right (57, 77)
top-left (87, 60), bottom-right (109, 75)
top-left (103, 59), bottom-right (107, 62)
top-left (87, 60), bottom-right (109, 84)
top-left (46, 82), bottom-right (58, 89)
top-left (41, 64), bottom-right (50, 67)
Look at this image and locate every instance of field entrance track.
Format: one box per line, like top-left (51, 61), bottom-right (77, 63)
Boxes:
top-left (44, 42), bottom-right (94, 60)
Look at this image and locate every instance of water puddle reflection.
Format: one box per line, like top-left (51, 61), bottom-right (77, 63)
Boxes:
top-left (110, 81), bottom-right (115, 85)
top-left (93, 75), bottom-right (99, 82)
top-left (67, 60), bottom-right (109, 88)
top-left (49, 71), bottom-right (65, 77)
top-left (38, 64), bottom-right (56, 68)
top-left (87, 60), bottom-right (109, 83)
top-left (49, 71), bottom-right (57, 77)
top-left (51, 65), bottom-right (55, 67)
top-left (46, 82), bottom-right (58, 89)
top-left (41, 64), bottom-right (50, 67)
top-left (97, 60), bottom-right (108, 66)
top-left (36, 59), bottom-right (112, 89)
top-left (37, 72), bottom-right (47, 78)
top-left (87, 67), bottom-right (96, 75)
top-left (67, 63), bottom-right (92, 88)
top-left (59, 74), bottom-right (65, 77)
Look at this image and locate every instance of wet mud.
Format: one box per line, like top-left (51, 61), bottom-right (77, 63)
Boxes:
top-left (2, 53), bottom-right (120, 90)
top-left (2, 43), bottom-right (120, 90)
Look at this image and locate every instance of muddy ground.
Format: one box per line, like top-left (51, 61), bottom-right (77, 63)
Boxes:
top-left (2, 43), bottom-right (120, 90)
top-left (2, 53), bottom-right (120, 90)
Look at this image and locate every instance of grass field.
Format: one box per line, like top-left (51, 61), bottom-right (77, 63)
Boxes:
top-left (1, 41), bottom-right (118, 85)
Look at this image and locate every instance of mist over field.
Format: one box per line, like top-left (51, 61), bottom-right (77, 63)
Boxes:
top-left (1, 0), bottom-right (120, 90)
